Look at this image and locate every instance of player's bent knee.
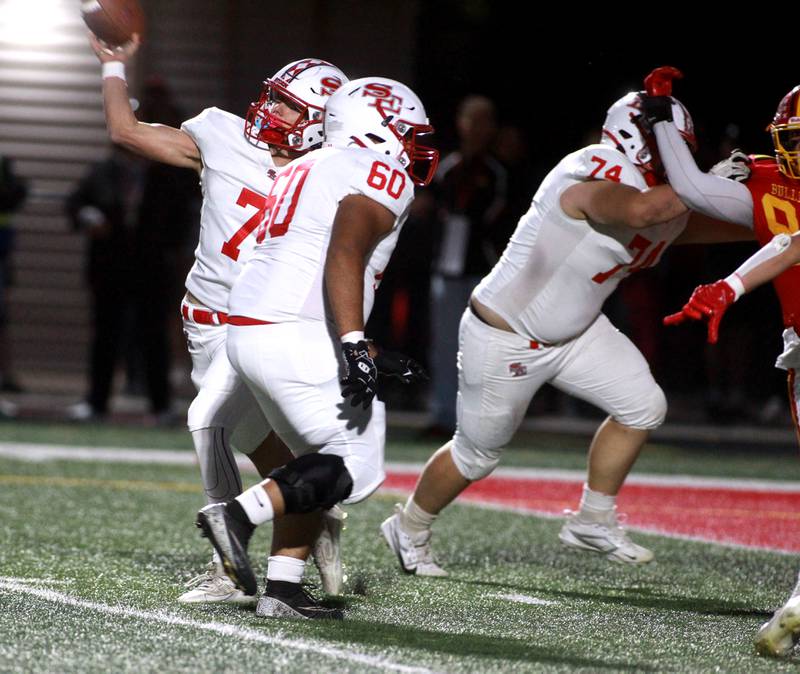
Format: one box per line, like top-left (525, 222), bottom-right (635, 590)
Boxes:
top-left (451, 408), bottom-right (514, 480)
top-left (615, 385), bottom-right (667, 430)
top-left (268, 453), bottom-right (353, 514)
top-left (450, 431), bottom-right (504, 481)
top-left (187, 390), bottom-right (228, 432)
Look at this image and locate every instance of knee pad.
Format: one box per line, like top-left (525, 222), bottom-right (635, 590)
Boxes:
top-left (187, 387), bottom-right (236, 432)
top-left (450, 428), bottom-right (505, 481)
top-left (268, 453), bottom-right (353, 514)
top-left (615, 384), bottom-right (667, 430)
top-left (451, 395), bottom-right (514, 480)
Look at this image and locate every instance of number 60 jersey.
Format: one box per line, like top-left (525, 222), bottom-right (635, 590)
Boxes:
top-left (229, 146), bottom-right (414, 325)
top-left (473, 143), bottom-right (689, 345)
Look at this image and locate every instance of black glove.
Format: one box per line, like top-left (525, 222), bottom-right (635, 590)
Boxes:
top-left (373, 347), bottom-right (429, 384)
top-left (340, 340), bottom-right (378, 409)
top-left (641, 94), bottom-right (673, 126)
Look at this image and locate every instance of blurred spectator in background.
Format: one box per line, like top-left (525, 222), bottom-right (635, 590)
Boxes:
top-left (66, 78), bottom-right (198, 422)
top-left (425, 95), bottom-right (511, 435)
top-left (0, 154), bottom-right (28, 393)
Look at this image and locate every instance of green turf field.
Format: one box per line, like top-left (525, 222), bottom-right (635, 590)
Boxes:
top-left (0, 422), bottom-right (799, 672)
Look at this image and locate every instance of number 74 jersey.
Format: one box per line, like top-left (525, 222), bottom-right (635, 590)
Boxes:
top-left (229, 146), bottom-right (415, 324)
top-left (747, 157), bottom-right (800, 329)
top-left (473, 143), bottom-right (689, 344)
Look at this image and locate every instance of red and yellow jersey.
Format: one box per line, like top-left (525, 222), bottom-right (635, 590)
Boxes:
top-left (747, 156), bottom-right (800, 329)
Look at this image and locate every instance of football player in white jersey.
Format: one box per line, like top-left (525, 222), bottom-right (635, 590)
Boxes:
top-left (196, 77), bottom-right (438, 619)
top-left (379, 83), bottom-right (754, 575)
top-left (89, 35), bottom-right (350, 602)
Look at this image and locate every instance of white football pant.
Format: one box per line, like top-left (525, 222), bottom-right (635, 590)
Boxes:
top-left (452, 309), bottom-right (667, 481)
top-left (227, 320), bottom-right (385, 505)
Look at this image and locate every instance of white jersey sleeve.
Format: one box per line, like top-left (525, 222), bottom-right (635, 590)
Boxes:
top-left (228, 147), bottom-right (414, 325)
top-left (473, 144), bottom-right (688, 343)
top-left (342, 150), bottom-right (415, 220)
top-left (566, 143), bottom-right (649, 190)
top-left (180, 107), bottom-right (277, 312)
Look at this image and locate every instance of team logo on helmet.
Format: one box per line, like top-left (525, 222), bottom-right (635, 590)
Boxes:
top-left (362, 82), bottom-right (404, 116)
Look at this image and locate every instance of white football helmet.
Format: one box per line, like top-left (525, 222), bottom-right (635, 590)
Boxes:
top-left (323, 77), bottom-right (439, 186)
top-left (601, 91), bottom-right (696, 185)
top-left (244, 58), bottom-right (348, 151)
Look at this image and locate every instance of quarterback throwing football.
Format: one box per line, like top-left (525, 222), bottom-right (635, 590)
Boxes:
top-left (90, 34), bottom-right (350, 603)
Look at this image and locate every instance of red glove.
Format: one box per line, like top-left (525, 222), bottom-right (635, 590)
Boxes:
top-left (644, 66), bottom-right (683, 96)
top-left (663, 280), bottom-right (736, 344)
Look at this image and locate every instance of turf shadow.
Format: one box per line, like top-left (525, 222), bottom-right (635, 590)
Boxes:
top-left (446, 577), bottom-right (773, 619)
top-left (297, 618), bottom-right (660, 671)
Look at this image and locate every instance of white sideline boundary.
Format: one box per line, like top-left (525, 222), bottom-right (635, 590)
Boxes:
top-left (1, 442), bottom-right (798, 493)
top-left (0, 577), bottom-right (434, 673)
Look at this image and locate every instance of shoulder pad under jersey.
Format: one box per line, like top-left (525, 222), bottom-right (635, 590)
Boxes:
top-left (565, 144), bottom-right (648, 190)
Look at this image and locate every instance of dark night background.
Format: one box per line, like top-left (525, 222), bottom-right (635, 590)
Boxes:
top-left (0, 1), bottom-right (792, 421)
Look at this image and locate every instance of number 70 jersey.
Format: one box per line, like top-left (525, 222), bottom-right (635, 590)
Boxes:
top-left (229, 146), bottom-right (415, 324)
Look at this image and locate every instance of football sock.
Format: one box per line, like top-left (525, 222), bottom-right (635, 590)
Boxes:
top-left (401, 496), bottom-right (437, 535)
top-left (266, 555), bottom-right (306, 584)
top-left (577, 484), bottom-right (616, 521)
top-left (234, 483), bottom-right (274, 526)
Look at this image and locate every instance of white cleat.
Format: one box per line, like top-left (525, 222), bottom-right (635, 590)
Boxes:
top-left (559, 508), bottom-right (654, 564)
top-left (755, 595), bottom-right (800, 657)
top-left (177, 562), bottom-right (257, 605)
top-left (312, 505), bottom-right (346, 595)
top-left (380, 504), bottom-right (448, 577)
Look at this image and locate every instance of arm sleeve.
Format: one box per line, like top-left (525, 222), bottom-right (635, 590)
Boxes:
top-left (654, 121), bottom-right (754, 227)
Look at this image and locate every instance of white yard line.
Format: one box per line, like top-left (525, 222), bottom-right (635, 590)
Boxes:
top-left (490, 593), bottom-right (557, 606)
top-left (0, 578), bottom-right (434, 674)
top-left (0, 576), bottom-right (73, 586)
top-left (1, 442), bottom-right (798, 493)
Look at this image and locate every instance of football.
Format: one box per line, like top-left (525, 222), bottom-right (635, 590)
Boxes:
top-left (81, 0), bottom-right (145, 47)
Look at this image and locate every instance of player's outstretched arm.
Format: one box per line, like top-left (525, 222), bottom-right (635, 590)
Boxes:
top-left (664, 232), bottom-right (800, 342)
top-left (89, 33), bottom-right (201, 171)
top-left (642, 100), bottom-right (754, 227)
top-left (561, 179), bottom-right (687, 229)
top-left (675, 212), bottom-right (756, 245)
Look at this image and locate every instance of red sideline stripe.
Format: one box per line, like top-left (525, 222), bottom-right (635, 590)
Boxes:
top-left (382, 472), bottom-right (800, 553)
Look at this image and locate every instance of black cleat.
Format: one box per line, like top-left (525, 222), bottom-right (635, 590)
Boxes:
top-left (256, 580), bottom-right (344, 620)
top-left (196, 503), bottom-right (257, 596)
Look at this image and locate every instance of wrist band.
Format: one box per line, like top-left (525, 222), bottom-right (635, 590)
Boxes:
top-left (341, 330), bottom-right (365, 344)
top-left (724, 273), bottom-right (745, 301)
top-left (102, 61), bottom-right (126, 82)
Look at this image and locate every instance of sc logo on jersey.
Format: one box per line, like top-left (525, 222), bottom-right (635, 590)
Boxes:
top-left (362, 82), bottom-right (403, 116)
top-left (358, 362), bottom-right (371, 374)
